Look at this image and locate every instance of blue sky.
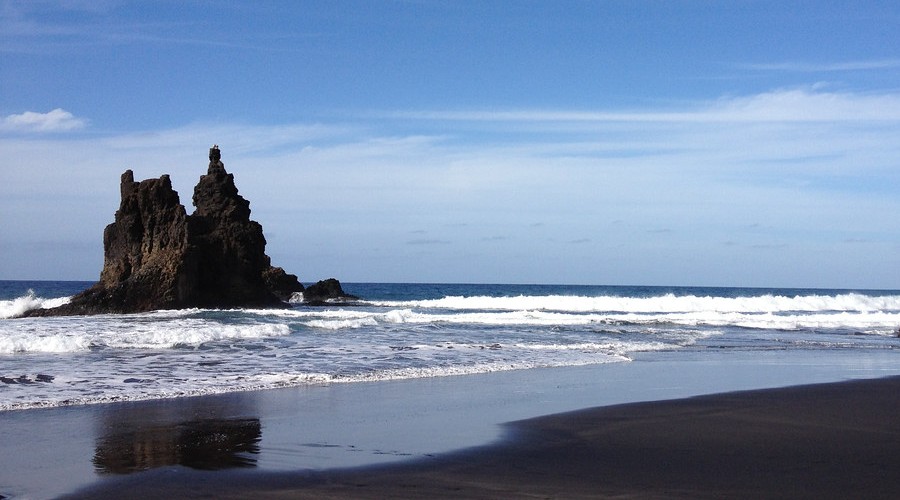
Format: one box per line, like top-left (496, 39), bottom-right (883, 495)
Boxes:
top-left (2, 0), bottom-right (900, 288)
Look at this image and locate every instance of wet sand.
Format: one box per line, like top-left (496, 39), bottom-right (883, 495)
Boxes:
top-left (66, 375), bottom-right (900, 499)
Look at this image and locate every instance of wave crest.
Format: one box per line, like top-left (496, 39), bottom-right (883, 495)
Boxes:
top-left (365, 292), bottom-right (900, 315)
top-left (0, 290), bottom-right (71, 319)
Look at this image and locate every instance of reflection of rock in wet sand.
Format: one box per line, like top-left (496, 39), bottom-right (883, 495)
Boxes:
top-left (93, 418), bottom-right (261, 474)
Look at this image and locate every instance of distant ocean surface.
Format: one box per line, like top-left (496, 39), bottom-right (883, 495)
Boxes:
top-left (2, 281), bottom-right (899, 411)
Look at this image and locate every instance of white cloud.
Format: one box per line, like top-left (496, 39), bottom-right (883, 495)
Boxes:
top-left (386, 88), bottom-right (900, 124)
top-left (710, 88), bottom-right (900, 122)
top-left (740, 59), bottom-right (900, 72)
top-left (2, 87), bottom-right (900, 286)
top-left (2, 108), bottom-right (86, 132)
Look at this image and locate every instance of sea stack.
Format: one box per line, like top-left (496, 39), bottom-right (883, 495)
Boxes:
top-left (27, 147), bottom-right (305, 315)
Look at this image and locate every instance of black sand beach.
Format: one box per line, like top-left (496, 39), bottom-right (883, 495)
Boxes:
top-left (65, 375), bottom-right (900, 499)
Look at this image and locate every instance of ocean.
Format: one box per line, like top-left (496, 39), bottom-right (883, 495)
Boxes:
top-left (2, 280), bottom-right (899, 413)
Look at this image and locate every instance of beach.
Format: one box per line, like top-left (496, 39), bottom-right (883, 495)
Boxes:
top-left (5, 1), bottom-right (900, 497)
top-left (61, 371), bottom-right (900, 499)
top-left (1, 348), bottom-right (898, 498)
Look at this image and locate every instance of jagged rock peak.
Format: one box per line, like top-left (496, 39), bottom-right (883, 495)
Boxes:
top-left (24, 147), bottom-right (304, 316)
top-left (193, 154), bottom-right (251, 221)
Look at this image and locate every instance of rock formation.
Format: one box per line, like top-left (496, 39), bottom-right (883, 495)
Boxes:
top-left (302, 278), bottom-right (359, 305)
top-left (27, 147), bottom-right (306, 315)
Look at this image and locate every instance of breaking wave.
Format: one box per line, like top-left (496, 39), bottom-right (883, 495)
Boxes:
top-left (0, 290), bottom-right (70, 319)
top-left (366, 292), bottom-right (900, 315)
top-left (3, 283), bottom-right (900, 411)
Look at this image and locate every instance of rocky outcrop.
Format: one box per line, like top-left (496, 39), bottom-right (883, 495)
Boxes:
top-left (27, 147), bottom-right (305, 316)
top-left (262, 266), bottom-right (305, 302)
top-left (302, 278), bottom-right (359, 305)
top-left (187, 160), bottom-right (285, 308)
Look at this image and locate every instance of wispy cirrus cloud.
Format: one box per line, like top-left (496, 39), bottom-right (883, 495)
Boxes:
top-left (407, 239), bottom-right (452, 246)
top-left (0, 2), bottom-right (316, 54)
top-left (383, 87), bottom-right (900, 124)
top-left (739, 59), bottom-right (900, 72)
top-left (1, 108), bottom-right (86, 132)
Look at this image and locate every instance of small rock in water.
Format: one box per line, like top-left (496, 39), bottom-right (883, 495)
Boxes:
top-left (123, 378), bottom-right (154, 384)
top-left (36, 374), bottom-right (54, 383)
top-left (302, 278), bottom-right (358, 305)
top-left (0, 376), bottom-right (17, 384)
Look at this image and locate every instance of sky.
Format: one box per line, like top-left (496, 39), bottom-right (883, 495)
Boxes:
top-left (2, 0), bottom-right (900, 289)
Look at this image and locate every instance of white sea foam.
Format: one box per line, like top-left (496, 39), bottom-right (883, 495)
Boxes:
top-left (514, 341), bottom-right (669, 352)
top-left (366, 292), bottom-right (900, 315)
top-left (4, 296), bottom-right (896, 356)
top-left (3, 286), bottom-right (899, 412)
top-left (0, 354), bottom-right (640, 412)
top-left (0, 371), bottom-right (337, 412)
top-left (287, 307), bottom-right (900, 332)
top-left (0, 315), bottom-right (292, 354)
top-left (327, 357), bottom-right (628, 383)
top-left (0, 291), bottom-right (71, 319)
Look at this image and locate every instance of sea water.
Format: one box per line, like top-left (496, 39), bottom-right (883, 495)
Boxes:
top-left (1, 281), bottom-right (899, 412)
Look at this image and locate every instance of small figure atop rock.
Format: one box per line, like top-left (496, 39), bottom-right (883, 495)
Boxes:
top-left (209, 144), bottom-right (222, 166)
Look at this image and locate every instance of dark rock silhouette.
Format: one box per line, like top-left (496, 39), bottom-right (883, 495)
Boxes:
top-left (26, 148), bottom-right (307, 316)
top-left (187, 160), bottom-right (286, 308)
top-left (302, 278), bottom-right (359, 305)
top-left (262, 266), bottom-right (305, 302)
top-left (209, 144), bottom-right (222, 165)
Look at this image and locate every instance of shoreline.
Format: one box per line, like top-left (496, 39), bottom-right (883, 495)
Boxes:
top-left (4, 349), bottom-right (900, 498)
top-left (65, 375), bottom-right (900, 499)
